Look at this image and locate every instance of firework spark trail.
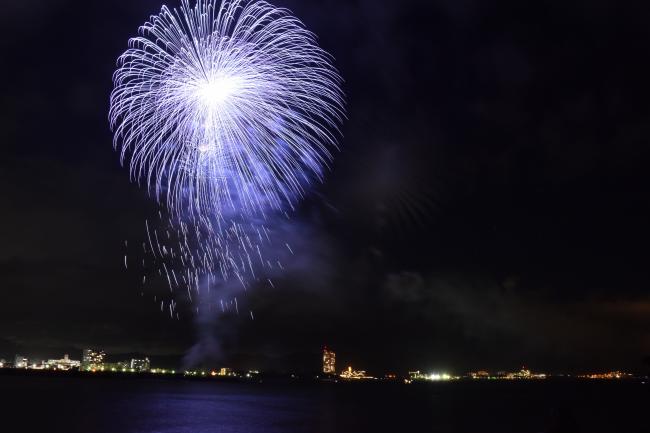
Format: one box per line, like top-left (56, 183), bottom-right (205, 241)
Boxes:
top-left (111, 0), bottom-right (345, 325)
top-left (135, 206), bottom-right (314, 321)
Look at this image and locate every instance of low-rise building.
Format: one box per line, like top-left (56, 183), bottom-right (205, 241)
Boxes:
top-left (45, 354), bottom-right (81, 370)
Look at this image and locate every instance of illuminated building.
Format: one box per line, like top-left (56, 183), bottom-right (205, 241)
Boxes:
top-left (340, 366), bottom-right (374, 380)
top-left (130, 358), bottom-right (150, 372)
top-left (322, 347), bottom-right (336, 374)
top-left (45, 354), bottom-right (81, 370)
top-left (218, 367), bottom-right (235, 376)
top-left (14, 355), bottom-right (28, 369)
top-left (0, 359), bottom-right (6, 368)
top-left (81, 348), bottom-right (105, 371)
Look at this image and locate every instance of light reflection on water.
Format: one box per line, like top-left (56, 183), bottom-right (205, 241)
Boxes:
top-left (0, 375), bottom-right (646, 433)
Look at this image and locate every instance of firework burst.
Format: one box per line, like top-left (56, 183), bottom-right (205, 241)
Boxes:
top-left (110, 0), bottom-right (345, 218)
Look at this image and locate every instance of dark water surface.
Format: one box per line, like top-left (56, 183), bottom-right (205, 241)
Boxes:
top-left (0, 374), bottom-right (647, 432)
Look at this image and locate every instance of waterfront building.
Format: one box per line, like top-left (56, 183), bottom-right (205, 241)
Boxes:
top-left (81, 348), bottom-right (105, 371)
top-left (45, 354), bottom-right (81, 370)
top-left (322, 347), bottom-right (336, 374)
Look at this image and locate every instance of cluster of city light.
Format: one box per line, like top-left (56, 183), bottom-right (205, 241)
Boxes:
top-left (4, 354), bottom-right (81, 371)
top-left (425, 373), bottom-right (454, 381)
top-left (404, 371), bottom-right (457, 383)
top-left (0, 349), bottom-right (159, 374)
top-left (579, 371), bottom-right (633, 380)
top-left (150, 368), bottom-right (176, 375)
top-left (321, 348), bottom-right (374, 380)
top-left (467, 368), bottom-right (546, 380)
top-left (319, 349), bottom-right (647, 383)
top-left (504, 368), bottom-right (546, 380)
top-left (339, 366), bottom-right (375, 380)
top-left (2, 347), bottom-right (643, 382)
top-left (82, 351), bottom-right (153, 374)
top-left (183, 368), bottom-right (259, 378)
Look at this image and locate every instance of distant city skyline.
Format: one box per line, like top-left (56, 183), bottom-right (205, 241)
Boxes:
top-left (1, 345), bottom-right (647, 379)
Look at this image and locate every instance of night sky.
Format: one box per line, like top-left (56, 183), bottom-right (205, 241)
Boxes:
top-left (1, 0), bottom-right (649, 374)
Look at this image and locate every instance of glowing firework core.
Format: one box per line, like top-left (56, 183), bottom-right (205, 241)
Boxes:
top-left (196, 75), bottom-right (239, 108)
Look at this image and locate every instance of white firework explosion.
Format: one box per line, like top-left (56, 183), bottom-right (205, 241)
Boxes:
top-left (110, 0), bottom-right (345, 218)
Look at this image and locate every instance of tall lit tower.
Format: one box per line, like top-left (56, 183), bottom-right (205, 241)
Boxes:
top-left (323, 347), bottom-right (336, 374)
top-left (81, 348), bottom-right (105, 371)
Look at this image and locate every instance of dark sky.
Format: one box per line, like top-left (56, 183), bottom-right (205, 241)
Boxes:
top-left (1, 0), bottom-right (649, 374)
